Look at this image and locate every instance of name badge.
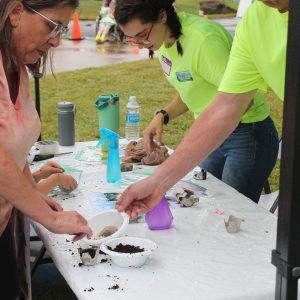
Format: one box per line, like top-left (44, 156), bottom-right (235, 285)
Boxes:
top-left (176, 70), bottom-right (193, 82)
top-left (161, 55), bottom-right (172, 76)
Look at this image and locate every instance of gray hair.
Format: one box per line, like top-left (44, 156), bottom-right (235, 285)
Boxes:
top-left (0, 0), bottom-right (79, 75)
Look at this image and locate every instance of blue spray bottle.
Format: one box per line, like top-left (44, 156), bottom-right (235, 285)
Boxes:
top-left (97, 128), bottom-right (121, 183)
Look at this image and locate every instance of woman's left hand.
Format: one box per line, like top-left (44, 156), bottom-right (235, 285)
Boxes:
top-left (57, 174), bottom-right (78, 191)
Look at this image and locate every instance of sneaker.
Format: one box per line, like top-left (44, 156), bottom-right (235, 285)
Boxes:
top-left (99, 34), bottom-right (105, 42)
top-left (95, 34), bottom-right (101, 42)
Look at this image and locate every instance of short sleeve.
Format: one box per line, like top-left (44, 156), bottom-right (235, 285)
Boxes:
top-left (197, 32), bottom-right (232, 87)
top-left (219, 18), bottom-right (268, 94)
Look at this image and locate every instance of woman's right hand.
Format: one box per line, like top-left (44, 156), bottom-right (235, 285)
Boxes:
top-left (34, 161), bottom-right (63, 182)
top-left (143, 113), bottom-right (164, 153)
top-left (47, 210), bottom-right (92, 241)
top-left (116, 176), bottom-right (165, 218)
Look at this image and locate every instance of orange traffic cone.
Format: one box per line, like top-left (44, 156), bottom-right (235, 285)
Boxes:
top-left (69, 12), bottom-right (84, 40)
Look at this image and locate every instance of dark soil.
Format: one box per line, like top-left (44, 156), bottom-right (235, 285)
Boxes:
top-left (108, 284), bottom-right (119, 290)
top-left (107, 243), bottom-right (144, 254)
top-left (78, 247), bottom-right (97, 258)
top-left (99, 249), bottom-right (107, 255)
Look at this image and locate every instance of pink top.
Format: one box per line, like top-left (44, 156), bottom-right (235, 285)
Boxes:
top-left (0, 51), bottom-right (41, 236)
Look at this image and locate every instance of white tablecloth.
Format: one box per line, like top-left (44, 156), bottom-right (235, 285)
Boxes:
top-left (32, 141), bottom-right (279, 300)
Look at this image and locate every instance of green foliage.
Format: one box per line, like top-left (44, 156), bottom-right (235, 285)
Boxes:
top-left (76, 0), bottom-right (102, 20)
top-left (32, 59), bottom-right (193, 148)
top-left (76, 0), bottom-right (238, 20)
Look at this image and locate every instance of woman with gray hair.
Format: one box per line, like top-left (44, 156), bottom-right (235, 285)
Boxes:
top-left (0, 1), bottom-right (92, 298)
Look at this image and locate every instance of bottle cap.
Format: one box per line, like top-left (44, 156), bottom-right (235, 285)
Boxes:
top-left (57, 101), bottom-right (74, 110)
top-left (127, 96), bottom-right (139, 109)
top-left (129, 96), bottom-right (137, 103)
top-left (95, 94), bottom-right (119, 110)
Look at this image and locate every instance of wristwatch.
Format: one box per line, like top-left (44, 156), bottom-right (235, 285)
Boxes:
top-left (155, 109), bottom-right (169, 125)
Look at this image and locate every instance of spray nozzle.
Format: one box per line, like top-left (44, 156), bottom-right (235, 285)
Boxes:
top-left (96, 128), bottom-right (121, 183)
top-left (97, 128), bottom-right (120, 149)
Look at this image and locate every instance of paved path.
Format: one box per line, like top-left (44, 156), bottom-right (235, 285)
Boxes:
top-left (50, 39), bottom-right (148, 74)
top-left (50, 17), bottom-right (238, 74)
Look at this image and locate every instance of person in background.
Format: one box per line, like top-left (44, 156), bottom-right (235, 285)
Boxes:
top-left (0, 1), bottom-right (92, 298)
top-left (115, 0), bottom-right (288, 218)
top-left (100, 0), bottom-right (111, 16)
top-left (32, 161), bottom-right (78, 194)
top-left (95, 0), bottom-right (117, 43)
top-left (114, 0), bottom-right (279, 203)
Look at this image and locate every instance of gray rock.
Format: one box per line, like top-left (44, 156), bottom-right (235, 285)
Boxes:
top-left (121, 162), bottom-right (133, 172)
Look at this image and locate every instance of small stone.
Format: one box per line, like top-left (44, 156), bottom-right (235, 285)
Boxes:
top-left (224, 215), bottom-right (244, 233)
top-left (121, 162), bottom-right (133, 172)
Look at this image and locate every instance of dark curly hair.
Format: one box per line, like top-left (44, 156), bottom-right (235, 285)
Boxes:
top-left (115, 0), bottom-right (183, 56)
top-left (0, 0), bottom-right (79, 75)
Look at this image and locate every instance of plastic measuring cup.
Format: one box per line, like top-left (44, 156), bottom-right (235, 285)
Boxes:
top-left (145, 196), bottom-right (173, 230)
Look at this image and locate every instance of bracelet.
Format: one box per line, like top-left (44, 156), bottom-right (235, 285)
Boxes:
top-left (155, 109), bottom-right (169, 125)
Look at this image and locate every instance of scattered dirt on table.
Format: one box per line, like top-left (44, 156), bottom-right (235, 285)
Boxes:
top-left (108, 284), bottom-right (119, 290)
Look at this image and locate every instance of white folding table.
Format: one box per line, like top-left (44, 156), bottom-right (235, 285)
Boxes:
top-left (31, 141), bottom-right (280, 300)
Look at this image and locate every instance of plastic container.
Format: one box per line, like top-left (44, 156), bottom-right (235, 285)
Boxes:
top-left (125, 96), bottom-right (140, 140)
top-left (35, 140), bottom-right (58, 155)
top-left (57, 102), bottom-right (76, 146)
top-left (100, 237), bottom-right (157, 268)
top-left (80, 209), bottom-right (129, 247)
top-left (95, 94), bottom-right (120, 152)
top-left (97, 128), bottom-right (121, 183)
top-left (145, 196), bottom-right (173, 230)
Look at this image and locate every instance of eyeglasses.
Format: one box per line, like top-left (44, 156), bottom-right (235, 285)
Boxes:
top-left (125, 23), bottom-right (154, 45)
top-left (26, 7), bottom-right (69, 38)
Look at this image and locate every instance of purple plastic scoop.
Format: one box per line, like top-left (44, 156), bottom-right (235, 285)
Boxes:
top-left (145, 196), bottom-right (173, 230)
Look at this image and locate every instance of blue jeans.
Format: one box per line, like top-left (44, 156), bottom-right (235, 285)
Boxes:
top-left (200, 117), bottom-right (279, 203)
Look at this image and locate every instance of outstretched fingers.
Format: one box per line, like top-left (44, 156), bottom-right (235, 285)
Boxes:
top-left (115, 186), bottom-right (135, 212)
top-left (73, 226), bottom-right (93, 241)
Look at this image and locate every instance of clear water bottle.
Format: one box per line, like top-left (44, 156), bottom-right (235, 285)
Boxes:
top-left (125, 96), bottom-right (140, 140)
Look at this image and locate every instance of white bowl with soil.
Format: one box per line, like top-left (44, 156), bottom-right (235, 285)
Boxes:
top-left (100, 237), bottom-right (157, 268)
top-left (80, 210), bottom-right (129, 246)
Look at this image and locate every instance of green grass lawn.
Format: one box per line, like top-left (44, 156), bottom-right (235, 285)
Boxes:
top-left (31, 59), bottom-right (283, 191)
top-left (77, 0), bottom-right (238, 20)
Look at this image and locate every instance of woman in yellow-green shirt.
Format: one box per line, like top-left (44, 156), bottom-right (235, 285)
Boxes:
top-left (114, 0), bottom-right (279, 203)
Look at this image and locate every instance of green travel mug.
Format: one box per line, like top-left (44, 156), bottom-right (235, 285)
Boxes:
top-left (95, 94), bottom-right (120, 152)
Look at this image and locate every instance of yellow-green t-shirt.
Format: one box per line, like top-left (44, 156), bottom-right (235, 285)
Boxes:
top-left (157, 12), bottom-right (270, 123)
top-left (219, 1), bottom-right (288, 101)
